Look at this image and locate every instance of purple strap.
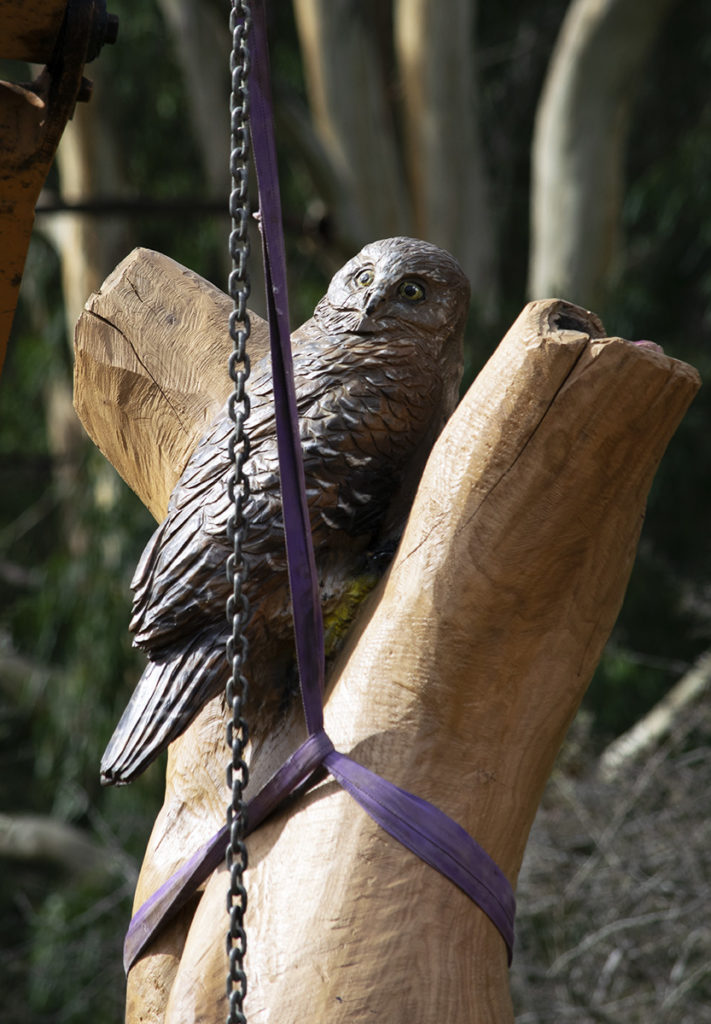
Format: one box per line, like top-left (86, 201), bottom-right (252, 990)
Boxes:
top-left (324, 751), bottom-right (515, 959)
top-left (249, 3), bottom-right (325, 734)
top-left (124, 737), bottom-right (514, 973)
top-left (123, 729), bottom-right (334, 972)
top-left (123, 0), bottom-right (515, 975)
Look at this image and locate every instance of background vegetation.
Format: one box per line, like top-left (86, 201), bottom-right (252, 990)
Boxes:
top-left (0, 0), bottom-right (709, 1020)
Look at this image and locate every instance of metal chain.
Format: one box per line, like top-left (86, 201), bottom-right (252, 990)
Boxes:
top-left (225, 3), bottom-right (252, 1023)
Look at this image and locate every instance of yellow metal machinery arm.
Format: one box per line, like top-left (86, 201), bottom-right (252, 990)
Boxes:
top-left (0, 0), bottom-right (117, 374)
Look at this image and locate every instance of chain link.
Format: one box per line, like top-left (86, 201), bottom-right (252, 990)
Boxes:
top-left (226, 3), bottom-right (252, 1023)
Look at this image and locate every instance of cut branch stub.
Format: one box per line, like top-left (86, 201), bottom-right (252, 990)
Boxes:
top-left (73, 247), bottom-right (270, 521)
top-left (72, 250), bottom-right (699, 1024)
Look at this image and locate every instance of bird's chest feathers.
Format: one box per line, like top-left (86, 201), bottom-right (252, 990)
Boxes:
top-left (296, 342), bottom-right (440, 462)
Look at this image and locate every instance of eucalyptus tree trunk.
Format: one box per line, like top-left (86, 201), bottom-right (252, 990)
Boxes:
top-left (154, 0), bottom-right (268, 312)
top-left (394, 0), bottom-right (496, 319)
top-left (154, 0), bottom-right (231, 199)
top-left (528, 0), bottom-right (677, 307)
top-left (294, 0), bottom-right (496, 319)
top-left (48, 69), bottom-right (131, 331)
top-left (293, 0), bottom-right (412, 247)
top-left (39, 65), bottom-right (133, 556)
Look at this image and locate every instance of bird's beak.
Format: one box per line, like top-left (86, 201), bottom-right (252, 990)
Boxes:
top-left (352, 313), bottom-right (379, 334)
top-left (365, 289), bottom-right (386, 316)
top-left (351, 288), bottom-right (387, 333)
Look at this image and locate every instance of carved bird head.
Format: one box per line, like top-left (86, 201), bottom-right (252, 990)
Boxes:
top-left (313, 236), bottom-right (471, 343)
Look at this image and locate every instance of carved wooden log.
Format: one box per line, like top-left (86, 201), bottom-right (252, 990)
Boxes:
top-left (73, 249), bottom-right (699, 1023)
top-left (74, 248), bottom-right (271, 522)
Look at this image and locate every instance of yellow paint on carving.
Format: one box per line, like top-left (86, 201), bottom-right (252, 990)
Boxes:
top-left (323, 574), bottom-right (379, 658)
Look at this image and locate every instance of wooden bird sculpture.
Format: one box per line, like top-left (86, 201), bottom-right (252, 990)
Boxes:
top-left (100, 237), bottom-right (470, 785)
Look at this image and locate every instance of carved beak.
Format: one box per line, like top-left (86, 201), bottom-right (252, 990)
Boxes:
top-left (352, 313), bottom-right (379, 333)
top-left (351, 289), bottom-right (386, 332)
top-left (365, 289), bottom-right (386, 316)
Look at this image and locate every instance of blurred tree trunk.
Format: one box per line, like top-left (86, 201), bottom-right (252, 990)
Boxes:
top-left (0, 813), bottom-right (135, 881)
top-left (394, 0), bottom-right (496, 319)
top-left (528, 0), bottom-right (677, 307)
top-left (294, 0), bottom-right (495, 319)
top-left (154, 0), bottom-right (230, 199)
top-left (45, 66), bottom-right (132, 332)
top-left (39, 63), bottom-right (133, 556)
top-left (293, 0), bottom-right (411, 248)
top-left (155, 0), bottom-right (266, 313)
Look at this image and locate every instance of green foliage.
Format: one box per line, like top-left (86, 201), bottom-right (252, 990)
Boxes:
top-left (27, 878), bottom-right (129, 1024)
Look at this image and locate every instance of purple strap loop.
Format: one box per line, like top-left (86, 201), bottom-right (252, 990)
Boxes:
top-left (122, 0), bottom-right (515, 976)
top-left (123, 729), bottom-right (514, 973)
top-left (245, 728), bottom-right (334, 832)
top-left (123, 728), bottom-right (334, 973)
top-left (324, 751), bottom-right (515, 960)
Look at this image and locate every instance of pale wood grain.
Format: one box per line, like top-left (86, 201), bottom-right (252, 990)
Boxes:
top-left (73, 248), bottom-right (270, 521)
top-left (72, 251), bottom-right (699, 1022)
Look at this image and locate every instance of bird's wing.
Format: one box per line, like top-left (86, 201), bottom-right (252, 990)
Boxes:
top-left (127, 321), bottom-right (327, 660)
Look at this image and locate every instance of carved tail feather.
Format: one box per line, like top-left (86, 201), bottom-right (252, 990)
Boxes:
top-left (100, 630), bottom-right (227, 786)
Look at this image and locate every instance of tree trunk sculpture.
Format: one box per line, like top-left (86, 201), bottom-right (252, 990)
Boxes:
top-left (74, 248), bottom-right (699, 1023)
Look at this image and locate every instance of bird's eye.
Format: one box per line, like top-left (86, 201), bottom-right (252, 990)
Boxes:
top-left (398, 279), bottom-right (425, 302)
top-left (355, 269), bottom-right (374, 287)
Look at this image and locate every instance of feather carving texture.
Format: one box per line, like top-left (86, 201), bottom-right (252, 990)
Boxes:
top-left (101, 237), bottom-right (470, 784)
